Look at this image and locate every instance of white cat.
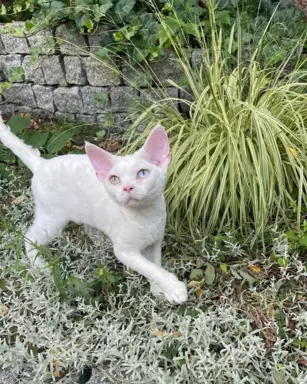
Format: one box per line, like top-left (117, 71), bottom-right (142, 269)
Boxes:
top-left (0, 115), bottom-right (187, 304)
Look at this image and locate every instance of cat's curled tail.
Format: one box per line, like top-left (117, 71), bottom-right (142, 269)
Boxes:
top-left (0, 114), bottom-right (42, 173)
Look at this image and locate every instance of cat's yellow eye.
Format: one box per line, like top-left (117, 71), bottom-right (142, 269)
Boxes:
top-left (138, 169), bottom-right (150, 179)
top-left (109, 175), bottom-right (120, 185)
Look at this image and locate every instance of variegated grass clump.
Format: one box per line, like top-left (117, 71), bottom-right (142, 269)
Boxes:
top-left (0, 176), bottom-right (306, 383)
top-left (123, 2), bottom-right (307, 239)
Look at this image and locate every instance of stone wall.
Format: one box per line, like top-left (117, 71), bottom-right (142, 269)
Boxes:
top-left (0, 22), bottom-right (197, 131)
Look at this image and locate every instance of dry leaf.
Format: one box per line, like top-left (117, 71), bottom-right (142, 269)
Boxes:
top-left (250, 265), bottom-right (262, 273)
top-left (289, 317), bottom-right (296, 332)
top-left (196, 257), bottom-right (203, 268)
top-left (53, 360), bottom-right (60, 377)
top-left (187, 279), bottom-right (204, 289)
top-left (0, 304), bottom-right (8, 316)
top-left (268, 304), bottom-right (275, 318)
top-left (289, 147), bottom-right (298, 157)
top-left (298, 356), bottom-right (307, 366)
top-left (11, 195), bottom-right (25, 205)
top-left (195, 288), bottom-right (204, 298)
top-left (153, 328), bottom-right (181, 338)
top-left (248, 304), bottom-right (276, 351)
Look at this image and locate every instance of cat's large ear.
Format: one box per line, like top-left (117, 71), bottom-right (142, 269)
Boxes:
top-left (142, 125), bottom-right (171, 169)
top-left (85, 142), bottom-right (115, 181)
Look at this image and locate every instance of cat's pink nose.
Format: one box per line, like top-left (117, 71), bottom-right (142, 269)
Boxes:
top-left (123, 186), bottom-right (134, 193)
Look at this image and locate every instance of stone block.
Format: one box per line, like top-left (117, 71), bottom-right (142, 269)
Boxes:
top-left (54, 87), bottom-right (83, 114)
top-left (0, 35), bottom-right (6, 54)
top-left (41, 56), bottom-right (66, 85)
top-left (84, 57), bottom-right (120, 86)
top-left (139, 87), bottom-right (178, 105)
top-left (31, 109), bottom-right (54, 120)
top-left (121, 58), bottom-right (152, 87)
top-left (76, 114), bottom-right (97, 124)
top-left (81, 86), bottom-right (109, 114)
top-left (33, 85), bottom-right (54, 112)
top-left (88, 24), bottom-right (109, 54)
top-left (109, 86), bottom-right (139, 112)
top-left (56, 23), bottom-right (89, 56)
top-left (150, 51), bottom-right (184, 86)
top-left (0, 22), bottom-right (30, 54)
top-left (64, 56), bottom-right (87, 85)
top-left (27, 28), bottom-right (55, 54)
top-left (22, 55), bottom-right (45, 84)
top-left (54, 112), bottom-right (76, 122)
top-left (97, 112), bottom-right (131, 133)
top-left (0, 103), bottom-right (16, 115)
top-left (2, 84), bottom-right (36, 108)
top-left (191, 49), bottom-right (202, 68)
top-left (179, 86), bottom-right (194, 113)
top-left (0, 55), bottom-right (23, 82)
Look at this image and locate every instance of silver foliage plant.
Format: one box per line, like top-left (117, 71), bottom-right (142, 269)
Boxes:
top-left (0, 177), bottom-right (306, 383)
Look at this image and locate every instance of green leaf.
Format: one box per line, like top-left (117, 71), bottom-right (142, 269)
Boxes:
top-left (115, 0), bottom-right (135, 18)
top-left (269, 252), bottom-right (277, 262)
top-left (238, 270), bottom-right (256, 285)
top-left (96, 129), bottom-right (106, 138)
top-left (190, 268), bottom-right (204, 281)
top-left (99, 1), bottom-right (113, 14)
top-left (0, 163), bottom-right (12, 179)
top-left (1, 4), bottom-right (6, 15)
top-left (277, 257), bottom-right (289, 268)
top-left (25, 132), bottom-right (49, 149)
top-left (52, 263), bottom-right (66, 301)
top-left (47, 130), bottom-right (74, 154)
top-left (7, 114), bottom-right (31, 134)
top-left (220, 263), bottom-right (228, 273)
top-left (272, 369), bottom-right (286, 384)
top-left (205, 263), bottom-right (215, 286)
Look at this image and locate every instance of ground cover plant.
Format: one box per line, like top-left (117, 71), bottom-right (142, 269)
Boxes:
top-left (0, 173), bottom-right (306, 382)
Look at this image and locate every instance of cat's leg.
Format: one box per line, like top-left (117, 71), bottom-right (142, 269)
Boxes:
top-left (114, 246), bottom-right (187, 304)
top-left (24, 210), bottom-right (67, 268)
top-left (142, 241), bottom-right (163, 296)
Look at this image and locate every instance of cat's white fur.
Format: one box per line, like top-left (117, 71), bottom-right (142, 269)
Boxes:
top-left (0, 115), bottom-right (187, 304)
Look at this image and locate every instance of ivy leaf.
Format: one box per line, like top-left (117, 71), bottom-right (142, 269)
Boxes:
top-left (7, 114), bottom-right (31, 134)
top-left (99, 0), bottom-right (113, 14)
top-left (115, 0), bottom-right (135, 18)
top-left (47, 130), bottom-right (74, 154)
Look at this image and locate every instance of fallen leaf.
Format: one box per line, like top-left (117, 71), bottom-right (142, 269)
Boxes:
top-left (289, 317), bottom-right (296, 332)
top-left (153, 328), bottom-right (181, 338)
top-left (289, 147), bottom-right (298, 157)
top-left (205, 263), bottom-right (215, 286)
top-left (220, 263), bottom-right (228, 273)
top-left (248, 304), bottom-right (276, 352)
top-left (238, 270), bottom-right (256, 285)
top-left (250, 265), bottom-right (262, 273)
top-left (196, 257), bottom-right (203, 269)
top-left (187, 279), bottom-right (204, 289)
top-left (53, 360), bottom-right (60, 377)
top-left (0, 304), bottom-right (8, 316)
top-left (268, 304), bottom-right (275, 318)
top-left (195, 288), bottom-right (204, 298)
top-left (298, 356), bottom-right (307, 366)
top-left (190, 268), bottom-right (204, 281)
top-left (11, 195), bottom-right (25, 205)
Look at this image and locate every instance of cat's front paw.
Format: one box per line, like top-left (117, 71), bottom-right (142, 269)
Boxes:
top-left (162, 274), bottom-right (188, 304)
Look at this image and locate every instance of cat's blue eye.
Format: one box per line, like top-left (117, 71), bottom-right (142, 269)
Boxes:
top-left (109, 175), bottom-right (120, 185)
top-left (138, 169), bottom-right (150, 179)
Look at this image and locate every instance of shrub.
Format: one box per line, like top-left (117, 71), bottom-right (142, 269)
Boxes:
top-left (125, 2), bottom-right (307, 238)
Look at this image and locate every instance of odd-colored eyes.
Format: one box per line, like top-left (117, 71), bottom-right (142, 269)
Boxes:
top-left (138, 169), bottom-right (150, 179)
top-left (109, 175), bottom-right (120, 185)
top-left (109, 169), bottom-right (150, 185)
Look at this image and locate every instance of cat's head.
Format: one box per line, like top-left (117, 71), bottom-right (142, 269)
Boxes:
top-left (85, 125), bottom-right (171, 207)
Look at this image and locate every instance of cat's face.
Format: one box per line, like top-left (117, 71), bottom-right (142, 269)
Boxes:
top-left (85, 126), bottom-right (171, 207)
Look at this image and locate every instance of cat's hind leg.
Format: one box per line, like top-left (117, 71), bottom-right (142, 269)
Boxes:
top-left (24, 209), bottom-right (67, 268)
